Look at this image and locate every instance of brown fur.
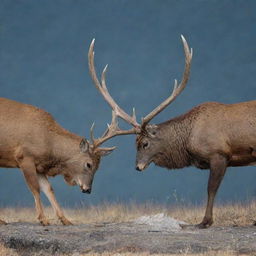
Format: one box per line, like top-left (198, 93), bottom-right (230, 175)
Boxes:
top-left (0, 97), bottom-right (110, 225)
top-left (136, 100), bottom-right (256, 228)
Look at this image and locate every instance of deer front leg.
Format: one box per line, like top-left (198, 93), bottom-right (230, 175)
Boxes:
top-left (37, 174), bottom-right (73, 225)
top-left (0, 219), bottom-right (7, 225)
top-left (19, 157), bottom-right (50, 226)
top-left (198, 154), bottom-right (227, 229)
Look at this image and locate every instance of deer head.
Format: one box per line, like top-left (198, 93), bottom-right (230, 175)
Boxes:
top-left (58, 136), bottom-right (114, 194)
top-left (88, 36), bottom-right (192, 171)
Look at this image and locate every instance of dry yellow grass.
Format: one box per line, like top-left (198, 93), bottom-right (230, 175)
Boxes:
top-left (0, 244), bottom-right (249, 256)
top-left (0, 243), bottom-right (19, 256)
top-left (0, 200), bottom-right (256, 226)
top-left (0, 243), bottom-right (249, 256)
top-left (170, 200), bottom-right (256, 227)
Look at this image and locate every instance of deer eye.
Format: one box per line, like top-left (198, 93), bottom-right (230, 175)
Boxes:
top-left (86, 163), bottom-right (92, 169)
top-left (143, 142), bottom-right (149, 149)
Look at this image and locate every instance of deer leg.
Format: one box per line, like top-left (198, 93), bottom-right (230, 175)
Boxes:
top-left (197, 154), bottom-right (227, 229)
top-left (37, 174), bottom-right (73, 225)
top-left (19, 157), bottom-right (50, 226)
top-left (0, 219), bottom-right (7, 225)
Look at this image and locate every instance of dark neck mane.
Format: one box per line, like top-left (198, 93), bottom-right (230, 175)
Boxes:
top-left (153, 108), bottom-right (198, 169)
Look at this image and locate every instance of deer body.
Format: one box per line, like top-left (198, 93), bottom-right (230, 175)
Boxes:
top-left (136, 100), bottom-right (256, 228)
top-left (0, 97), bottom-right (82, 170)
top-left (0, 97), bottom-right (109, 225)
top-left (189, 101), bottom-right (256, 168)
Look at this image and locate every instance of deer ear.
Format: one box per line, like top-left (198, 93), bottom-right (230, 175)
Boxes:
top-left (96, 146), bottom-right (116, 157)
top-left (80, 138), bottom-right (90, 153)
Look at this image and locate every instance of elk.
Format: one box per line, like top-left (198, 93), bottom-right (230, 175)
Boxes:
top-left (89, 36), bottom-right (256, 228)
top-left (0, 77), bottom-right (127, 225)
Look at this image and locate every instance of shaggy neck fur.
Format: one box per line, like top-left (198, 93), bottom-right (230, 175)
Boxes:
top-left (153, 110), bottom-right (196, 169)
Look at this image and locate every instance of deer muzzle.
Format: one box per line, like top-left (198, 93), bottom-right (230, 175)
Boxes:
top-left (80, 182), bottom-right (92, 194)
top-left (80, 185), bottom-right (91, 194)
top-left (136, 162), bottom-right (147, 171)
top-left (82, 188), bottom-right (91, 194)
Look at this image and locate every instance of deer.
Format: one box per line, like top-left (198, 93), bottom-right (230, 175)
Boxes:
top-left (89, 36), bottom-right (256, 229)
top-left (0, 60), bottom-right (131, 226)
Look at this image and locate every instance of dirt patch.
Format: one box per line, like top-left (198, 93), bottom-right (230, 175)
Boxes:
top-left (0, 219), bottom-right (255, 255)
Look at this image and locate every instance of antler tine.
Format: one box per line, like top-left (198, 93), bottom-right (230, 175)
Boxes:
top-left (88, 39), bottom-right (140, 129)
top-left (132, 107), bottom-right (137, 121)
top-left (88, 40), bottom-right (141, 148)
top-left (101, 110), bottom-right (119, 138)
top-left (141, 35), bottom-right (193, 127)
top-left (90, 122), bottom-right (96, 145)
top-left (91, 110), bottom-right (137, 148)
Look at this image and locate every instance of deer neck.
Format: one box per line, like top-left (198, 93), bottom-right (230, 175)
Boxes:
top-left (39, 130), bottom-right (83, 176)
top-left (52, 132), bottom-right (82, 158)
top-left (155, 117), bottom-right (192, 169)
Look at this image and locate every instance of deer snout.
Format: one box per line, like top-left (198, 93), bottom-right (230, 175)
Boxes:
top-left (136, 163), bottom-right (146, 171)
top-left (136, 166), bottom-right (142, 171)
top-left (80, 185), bottom-right (91, 194)
top-left (82, 188), bottom-right (91, 194)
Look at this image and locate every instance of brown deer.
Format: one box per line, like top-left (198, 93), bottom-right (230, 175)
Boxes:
top-left (0, 75), bottom-right (129, 225)
top-left (89, 36), bottom-right (256, 228)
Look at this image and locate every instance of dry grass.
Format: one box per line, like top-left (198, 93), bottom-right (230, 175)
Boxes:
top-left (0, 244), bottom-right (249, 256)
top-left (71, 200), bottom-right (256, 226)
top-left (0, 200), bottom-right (256, 226)
top-left (0, 243), bottom-right (19, 256)
top-left (0, 243), bottom-right (249, 256)
top-left (170, 200), bottom-right (256, 227)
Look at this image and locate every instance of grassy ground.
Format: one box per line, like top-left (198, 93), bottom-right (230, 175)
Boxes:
top-left (0, 244), bottom-right (250, 256)
top-left (0, 200), bottom-right (255, 226)
top-left (0, 201), bottom-right (255, 255)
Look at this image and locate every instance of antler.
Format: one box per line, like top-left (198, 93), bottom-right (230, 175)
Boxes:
top-left (88, 35), bottom-right (192, 147)
top-left (141, 35), bottom-right (193, 128)
top-left (88, 39), bottom-right (140, 148)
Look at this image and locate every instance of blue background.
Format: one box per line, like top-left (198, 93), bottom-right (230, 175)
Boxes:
top-left (0, 0), bottom-right (256, 207)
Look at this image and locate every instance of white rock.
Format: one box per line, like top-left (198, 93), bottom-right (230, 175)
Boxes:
top-left (134, 213), bottom-right (186, 232)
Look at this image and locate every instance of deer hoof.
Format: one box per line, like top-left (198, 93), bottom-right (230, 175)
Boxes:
top-left (196, 223), bottom-right (209, 229)
top-left (0, 219), bottom-right (7, 225)
top-left (196, 218), bottom-right (213, 229)
top-left (60, 217), bottom-right (73, 225)
top-left (39, 219), bottom-right (50, 226)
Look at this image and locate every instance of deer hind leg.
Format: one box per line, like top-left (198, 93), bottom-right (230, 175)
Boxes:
top-left (19, 157), bottom-right (50, 226)
top-left (37, 174), bottom-right (72, 225)
top-left (198, 154), bottom-right (228, 229)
